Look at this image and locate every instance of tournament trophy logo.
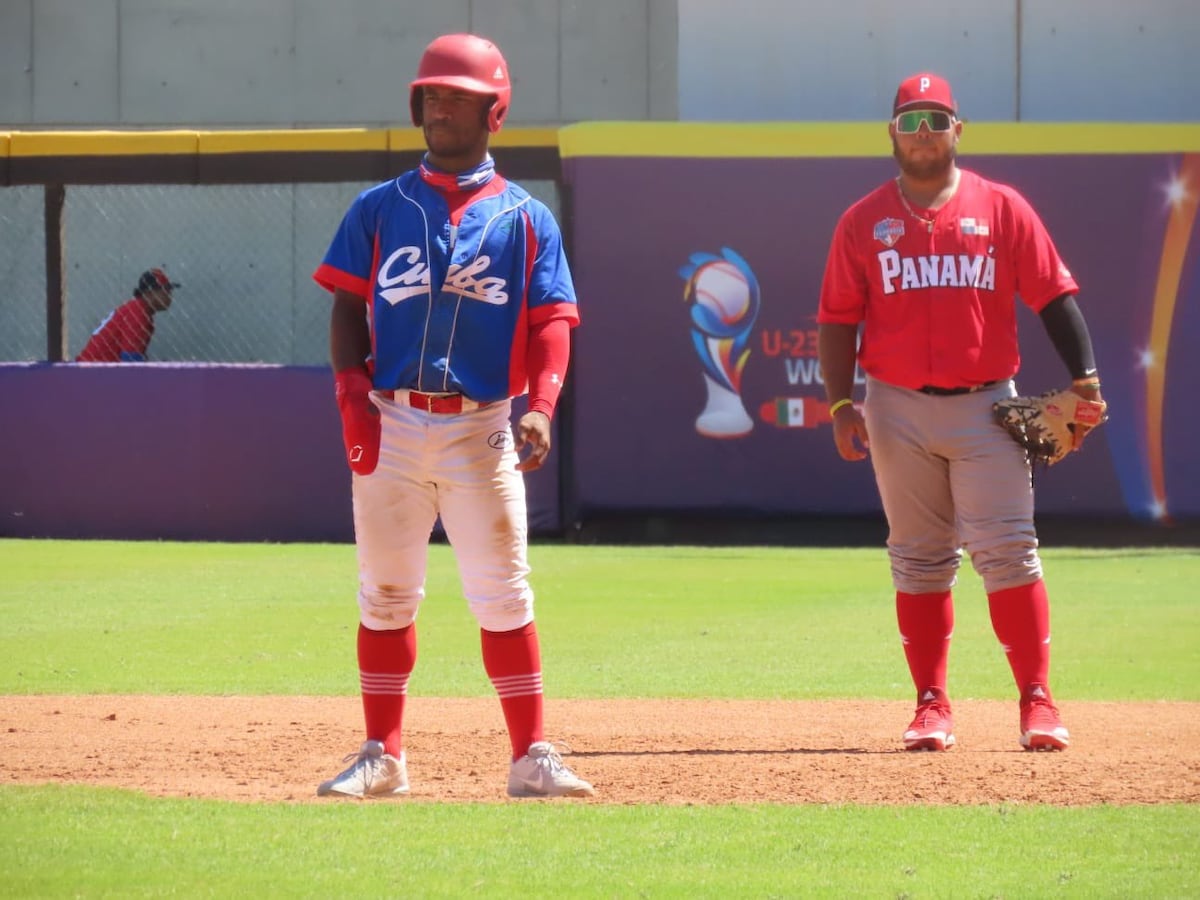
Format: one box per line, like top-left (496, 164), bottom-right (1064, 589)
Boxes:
top-left (679, 248), bottom-right (761, 438)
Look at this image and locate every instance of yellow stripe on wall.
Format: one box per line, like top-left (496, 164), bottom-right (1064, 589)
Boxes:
top-left (558, 122), bottom-right (885, 158)
top-left (5, 123), bottom-right (1199, 160)
top-left (10, 131), bottom-right (199, 156)
top-left (558, 122), bottom-right (1200, 159)
top-left (199, 129), bottom-right (388, 154)
top-left (487, 128), bottom-right (559, 148)
top-left (386, 129), bottom-right (432, 152)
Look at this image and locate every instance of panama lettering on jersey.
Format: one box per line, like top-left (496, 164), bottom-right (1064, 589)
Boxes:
top-left (314, 171), bottom-right (578, 402)
top-left (877, 250), bottom-right (997, 294)
top-left (817, 169), bottom-right (1078, 389)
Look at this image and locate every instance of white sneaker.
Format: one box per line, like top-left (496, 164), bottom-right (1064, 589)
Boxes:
top-left (507, 741), bottom-right (595, 798)
top-left (317, 740), bottom-right (408, 798)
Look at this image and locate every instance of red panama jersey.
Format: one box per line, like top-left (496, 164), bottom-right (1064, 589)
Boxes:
top-left (817, 168), bottom-right (1078, 391)
top-left (77, 297), bottom-right (155, 362)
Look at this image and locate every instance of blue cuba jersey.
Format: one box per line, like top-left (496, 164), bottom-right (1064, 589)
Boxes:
top-left (315, 171), bottom-right (579, 401)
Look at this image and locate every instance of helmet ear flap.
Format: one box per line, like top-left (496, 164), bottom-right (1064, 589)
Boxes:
top-left (487, 98), bottom-right (508, 133)
top-left (410, 86), bottom-right (424, 127)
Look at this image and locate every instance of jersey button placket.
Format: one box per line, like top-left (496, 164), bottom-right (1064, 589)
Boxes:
top-left (928, 217), bottom-right (955, 377)
top-left (922, 216), bottom-right (940, 381)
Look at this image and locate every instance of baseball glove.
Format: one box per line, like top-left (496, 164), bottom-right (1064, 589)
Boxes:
top-left (992, 388), bottom-right (1108, 466)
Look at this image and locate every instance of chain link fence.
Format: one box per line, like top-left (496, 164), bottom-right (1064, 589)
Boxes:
top-left (0, 179), bottom-right (559, 365)
top-left (0, 186), bottom-right (48, 361)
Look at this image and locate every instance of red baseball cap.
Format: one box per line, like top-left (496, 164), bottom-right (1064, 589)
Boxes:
top-left (137, 267), bottom-right (180, 294)
top-left (893, 73), bottom-right (957, 116)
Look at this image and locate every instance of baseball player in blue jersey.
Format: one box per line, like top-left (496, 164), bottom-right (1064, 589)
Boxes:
top-left (312, 33), bottom-right (593, 799)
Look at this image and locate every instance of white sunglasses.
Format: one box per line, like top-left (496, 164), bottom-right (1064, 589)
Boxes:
top-left (893, 110), bottom-right (956, 134)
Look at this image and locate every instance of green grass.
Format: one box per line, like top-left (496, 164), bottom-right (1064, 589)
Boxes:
top-left (1, 540), bottom-right (1196, 700)
top-left (1, 539), bottom-right (1198, 897)
top-left (2, 787), bottom-right (1196, 898)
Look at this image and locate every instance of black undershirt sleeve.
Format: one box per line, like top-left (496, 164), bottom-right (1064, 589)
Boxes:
top-left (1037, 294), bottom-right (1098, 380)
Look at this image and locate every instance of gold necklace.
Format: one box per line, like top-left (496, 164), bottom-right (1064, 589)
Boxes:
top-left (895, 178), bottom-right (935, 233)
top-left (895, 170), bottom-right (961, 234)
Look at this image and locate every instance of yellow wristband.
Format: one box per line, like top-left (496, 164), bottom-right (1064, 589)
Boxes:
top-left (828, 398), bottom-right (854, 416)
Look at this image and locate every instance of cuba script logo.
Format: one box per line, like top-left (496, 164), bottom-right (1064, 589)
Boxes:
top-left (377, 246), bottom-right (510, 306)
top-left (876, 250), bottom-right (997, 295)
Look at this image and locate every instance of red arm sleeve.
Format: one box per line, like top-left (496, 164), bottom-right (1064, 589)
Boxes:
top-left (525, 317), bottom-right (571, 418)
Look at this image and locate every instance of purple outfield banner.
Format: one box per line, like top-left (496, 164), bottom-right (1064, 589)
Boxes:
top-left (0, 364), bottom-right (562, 541)
top-left (564, 150), bottom-right (1200, 522)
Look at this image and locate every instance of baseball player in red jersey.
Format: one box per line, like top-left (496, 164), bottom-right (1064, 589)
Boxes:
top-left (817, 74), bottom-right (1106, 752)
top-left (311, 33), bottom-right (593, 798)
top-left (76, 268), bottom-right (179, 362)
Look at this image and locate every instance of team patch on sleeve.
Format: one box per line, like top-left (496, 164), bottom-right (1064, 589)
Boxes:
top-left (874, 218), bottom-right (905, 248)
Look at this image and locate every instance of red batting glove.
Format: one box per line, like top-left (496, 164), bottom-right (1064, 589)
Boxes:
top-left (333, 367), bottom-right (381, 476)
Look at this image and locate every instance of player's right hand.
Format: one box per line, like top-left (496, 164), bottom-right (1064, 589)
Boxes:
top-left (514, 410), bottom-right (552, 472)
top-left (831, 404), bottom-right (870, 461)
top-left (334, 367), bottom-right (381, 476)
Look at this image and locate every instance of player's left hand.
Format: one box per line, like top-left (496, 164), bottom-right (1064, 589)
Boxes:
top-left (1068, 382), bottom-right (1105, 450)
top-left (515, 410), bottom-right (552, 472)
top-left (993, 386), bottom-right (1108, 465)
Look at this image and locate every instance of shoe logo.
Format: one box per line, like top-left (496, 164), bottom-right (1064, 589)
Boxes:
top-left (1029, 685), bottom-right (1047, 699)
top-left (920, 690), bottom-right (936, 702)
top-left (530, 764), bottom-right (555, 793)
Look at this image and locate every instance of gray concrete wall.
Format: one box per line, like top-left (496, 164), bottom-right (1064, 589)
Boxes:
top-left (1017, 0), bottom-right (1199, 120)
top-left (678, 0), bottom-right (1199, 121)
top-left (0, 0), bottom-right (678, 127)
top-left (2, 0), bottom-right (1196, 127)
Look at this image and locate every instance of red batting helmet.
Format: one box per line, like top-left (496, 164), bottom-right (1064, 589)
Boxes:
top-left (410, 33), bottom-right (511, 133)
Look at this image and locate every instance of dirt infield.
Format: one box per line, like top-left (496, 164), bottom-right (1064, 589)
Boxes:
top-left (2, 695), bottom-right (1196, 805)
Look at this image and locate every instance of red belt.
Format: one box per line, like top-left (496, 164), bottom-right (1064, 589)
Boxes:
top-left (377, 389), bottom-right (491, 414)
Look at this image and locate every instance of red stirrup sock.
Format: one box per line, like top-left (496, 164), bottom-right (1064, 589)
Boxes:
top-left (987, 579), bottom-right (1051, 691)
top-left (357, 623), bottom-right (416, 758)
top-left (895, 590), bottom-right (954, 695)
top-left (481, 622), bottom-right (545, 760)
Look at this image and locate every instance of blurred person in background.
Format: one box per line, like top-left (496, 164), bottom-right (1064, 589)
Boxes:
top-left (76, 267), bottom-right (179, 362)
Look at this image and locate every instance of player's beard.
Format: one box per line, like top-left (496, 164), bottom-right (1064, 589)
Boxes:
top-left (892, 140), bottom-right (957, 182)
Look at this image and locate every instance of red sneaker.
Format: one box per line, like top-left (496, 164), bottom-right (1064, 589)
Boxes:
top-left (903, 688), bottom-right (955, 751)
top-left (1020, 684), bottom-right (1070, 751)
